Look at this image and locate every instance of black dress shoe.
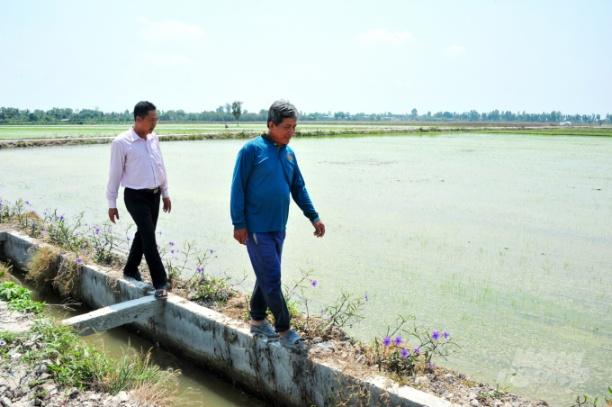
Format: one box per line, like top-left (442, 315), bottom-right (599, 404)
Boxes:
top-left (123, 271), bottom-right (143, 281)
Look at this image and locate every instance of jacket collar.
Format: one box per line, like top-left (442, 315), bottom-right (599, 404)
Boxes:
top-left (261, 133), bottom-right (285, 149)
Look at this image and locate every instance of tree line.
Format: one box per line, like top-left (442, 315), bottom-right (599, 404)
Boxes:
top-left (0, 105), bottom-right (609, 125)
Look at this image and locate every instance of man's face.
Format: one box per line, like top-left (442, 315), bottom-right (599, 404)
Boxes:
top-left (136, 110), bottom-right (158, 134)
top-left (268, 117), bottom-right (297, 145)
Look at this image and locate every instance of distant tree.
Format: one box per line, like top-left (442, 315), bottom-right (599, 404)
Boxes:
top-left (231, 101), bottom-right (242, 126)
top-left (410, 108), bottom-right (418, 119)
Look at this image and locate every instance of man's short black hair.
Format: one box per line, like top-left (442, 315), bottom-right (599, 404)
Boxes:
top-left (267, 100), bottom-right (298, 125)
top-left (133, 101), bottom-right (156, 120)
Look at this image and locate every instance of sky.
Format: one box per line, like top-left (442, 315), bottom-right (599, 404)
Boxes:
top-left (1, 0), bottom-right (611, 115)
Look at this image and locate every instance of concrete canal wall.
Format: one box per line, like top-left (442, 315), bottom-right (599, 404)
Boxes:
top-left (0, 229), bottom-right (450, 407)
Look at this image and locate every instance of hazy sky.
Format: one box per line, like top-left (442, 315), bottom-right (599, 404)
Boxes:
top-left (1, 0), bottom-right (611, 115)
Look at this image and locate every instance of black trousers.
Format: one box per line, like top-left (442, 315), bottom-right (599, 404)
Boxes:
top-left (123, 187), bottom-right (167, 289)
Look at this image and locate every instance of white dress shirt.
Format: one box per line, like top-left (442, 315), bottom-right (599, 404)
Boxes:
top-left (106, 128), bottom-right (169, 208)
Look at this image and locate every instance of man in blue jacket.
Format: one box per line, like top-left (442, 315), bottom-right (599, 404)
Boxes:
top-left (230, 100), bottom-right (325, 350)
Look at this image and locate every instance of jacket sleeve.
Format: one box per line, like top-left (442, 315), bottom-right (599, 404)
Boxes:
top-left (230, 145), bottom-right (254, 229)
top-left (290, 157), bottom-right (320, 223)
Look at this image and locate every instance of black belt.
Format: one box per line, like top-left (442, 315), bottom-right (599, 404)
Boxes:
top-left (127, 187), bottom-right (160, 194)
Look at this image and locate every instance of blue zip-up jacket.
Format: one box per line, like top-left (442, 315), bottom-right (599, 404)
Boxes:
top-left (230, 135), bottom-right (320, 233)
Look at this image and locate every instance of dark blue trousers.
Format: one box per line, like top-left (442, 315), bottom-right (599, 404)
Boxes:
top-left (246, 231), bottom-right (290, 332)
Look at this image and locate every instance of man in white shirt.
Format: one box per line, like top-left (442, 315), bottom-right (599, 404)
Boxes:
top-left (106, 101), bottom-right (172, 298)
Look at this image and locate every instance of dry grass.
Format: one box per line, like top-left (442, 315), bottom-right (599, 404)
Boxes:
top-left (26, 245), bottom-right (61, 288)
top-left (0, 262), bottom-right (11, 277)
top-left (129, 382), bottom-right (177, 406)
top-left (128, 370), bottom-right (180, 407)
top-left (53, 254), bottom-right (81, 297)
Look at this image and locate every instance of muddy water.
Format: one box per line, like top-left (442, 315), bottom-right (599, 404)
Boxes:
top-left (7, 273), bottom-right (265, 407)
top-left (1, 133), bottom-right (611, 405)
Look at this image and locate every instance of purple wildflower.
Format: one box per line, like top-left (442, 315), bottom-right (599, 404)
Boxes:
top-left (170, 249), bottom-right (175, 255)
top-left (364, 292), bottom-right (369, 302)
top-left (432, 330), bottom-right (440, 341)
top-left (413, 346), bottom-right (421, 355)
top-left (75, 257), bottom-right (83, 265)
top-left (25, 200), bottom-right (31, 206)
top-left (400, 348), bottom-right (410, 359)
top-left (168, 241), bottom-right (175, 247)
top-left (310, 279), bottom-right (318, 288)
top-left (0, 339), bottom-right (6, 347)
top-left (94, 226), bottom-right (101, 235)
top-left (382, 336), bottom-right (392, 347)
top-left (443, 330), bottom-right (450, 340)
top-left (59, 215), bottom-right (65, 222)
top-left (196, 266), bottom-right (204, 274)
top-left (393, 335), bottom-right (403, 346)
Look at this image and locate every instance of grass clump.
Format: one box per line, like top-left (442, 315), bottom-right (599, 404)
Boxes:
top-left (102, 349), bottom-right (178, 397)
top-left (24, 319), bottom-right (178, 397)
top-left (187, 273), bottom-right (232, 304)
top-left (0, 262), bottom-right (11, 278)
top-left (26, 246), bottom-right (81, 297)
top-left (53, 254), bottom-right (82, 297)
top-left (0, 280), bottom-right (44, 314)
top-left (27, 245), bottom-right (61, 288)
top-left (26, 320), bottom-right (110, 388)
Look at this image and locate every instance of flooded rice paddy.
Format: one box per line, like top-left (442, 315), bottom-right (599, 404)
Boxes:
top-left (1, 133), bottom-right (611, 405)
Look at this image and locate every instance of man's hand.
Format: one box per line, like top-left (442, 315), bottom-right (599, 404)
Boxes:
top-left (108, 208), bottom-right (119, 224)
top-left (313, 220), bottom-right (325, 237)
top-left (163, 197), bottom-right (172, 213)
top-left (234, 228), bottom-right (248, 245)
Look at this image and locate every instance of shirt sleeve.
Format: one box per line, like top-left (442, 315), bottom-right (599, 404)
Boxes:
top-left (230, 145), bottom-right (254, 229)
top-left (290, 156), bottom-right (320, 223)
top-left (105, 139), bottom-right (124, 208)
top-left (157, 137), bottom-right (170, 198)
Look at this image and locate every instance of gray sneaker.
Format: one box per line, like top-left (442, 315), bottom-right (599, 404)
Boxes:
top-left (279, 329), bottom-right (305, 352)
top-left (250, 322), bottom-right (279, 341)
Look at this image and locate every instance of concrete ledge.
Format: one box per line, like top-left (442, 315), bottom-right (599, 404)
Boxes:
top-left (0, 229), bottom-right (452, 407)
top-left (62, 295), bottom-right (162, 336)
